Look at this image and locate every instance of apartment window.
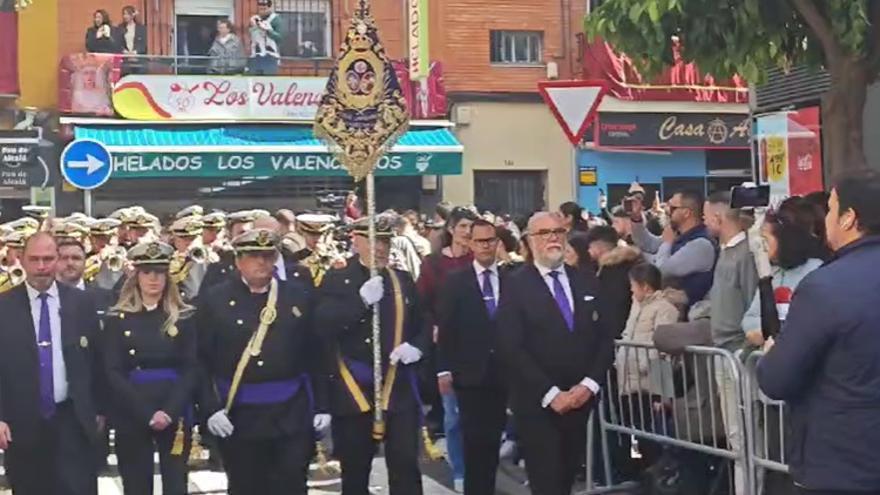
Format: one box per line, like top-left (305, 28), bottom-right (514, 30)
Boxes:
top-left (490, 31), bottom-right (543, 65)
top-left (276, 0), bottom-right (331, 58)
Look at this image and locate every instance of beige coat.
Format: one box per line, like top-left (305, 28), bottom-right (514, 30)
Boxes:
top-left (616, 289), bottom-right (685, 396)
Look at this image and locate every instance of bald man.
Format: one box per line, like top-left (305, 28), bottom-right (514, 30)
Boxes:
top-left (496, 212), bottom-right (615, 495)
top-left (0, 232), bottom-right (103, 495)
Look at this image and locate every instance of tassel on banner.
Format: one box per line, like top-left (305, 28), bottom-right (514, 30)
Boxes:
top-left (170, 420), bottom-right (185, 456)
top-left (422, 426), bottom-right (443, 461)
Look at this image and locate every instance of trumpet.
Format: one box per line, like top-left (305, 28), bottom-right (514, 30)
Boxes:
top-left (0, 264), bottom-right (26, 294)
top-left (84, 246), bottom-right (128, 283)
top-left (187, 244), bottom-right (208, 265)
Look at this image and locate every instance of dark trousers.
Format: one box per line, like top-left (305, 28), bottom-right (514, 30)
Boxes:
top-left (332, 411), bottom-right (423, 495)
top-left (219, 431), bottom-right (312, 495)
top-left (517, 408), bottom-right (588, 495)
top-left (457, 385), bottom-right (507, 495)
top-left (5, 402), bottom-right (98, 495)
top-left (115, 423), bottom-right (191, 495)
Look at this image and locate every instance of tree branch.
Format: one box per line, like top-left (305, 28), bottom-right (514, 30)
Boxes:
top-left (789, 0), bottom-right (844, 68)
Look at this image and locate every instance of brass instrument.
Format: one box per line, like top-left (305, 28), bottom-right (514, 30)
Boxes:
top-left (0, 264), bottom-right (26, 294)
top-left (84, 246), bottom-right (127, 283)
top-left (169, 241), bottom-right (208, 285)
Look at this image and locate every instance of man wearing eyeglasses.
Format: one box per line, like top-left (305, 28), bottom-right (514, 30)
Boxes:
top-left (497, 212), bottom-right (615, 495)
top-left (629, 190), bottom-right (716, 307)
top-left (436, 218), bottom-right (508, 494)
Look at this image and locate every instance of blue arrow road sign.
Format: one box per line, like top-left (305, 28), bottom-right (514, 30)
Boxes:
top-left (60, 139), bottom-right (113, 190)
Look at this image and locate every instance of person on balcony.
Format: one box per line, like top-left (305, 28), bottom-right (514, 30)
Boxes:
top-left (248, 0), bottom-right (283, 75)
top-left (209, 19), bottom-right (246, 75)
top-left (119, 6), bottom-right (147, 75)
top-left (85, 9), bottom-right (120, 54)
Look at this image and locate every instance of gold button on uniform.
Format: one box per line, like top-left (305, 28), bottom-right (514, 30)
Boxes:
top-left (229, 300), bottom-right (236, 307)
top-left (257, 360), bottom-right (264, 367)
top-left (236, 319), bottom-right (243, 325)
top-left (129, 349), bottom-right (136, 356)
top-left (124, 330), bottom-right (131, 337)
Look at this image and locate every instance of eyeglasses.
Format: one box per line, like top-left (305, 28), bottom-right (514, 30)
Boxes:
top-left (472, 237), bottom-right (499, 246)
top-left (531, 228), bottom-right (567, 240)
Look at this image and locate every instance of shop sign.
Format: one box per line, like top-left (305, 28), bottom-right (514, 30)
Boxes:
top-left (112, 75), bottom-right (329, 121)
top-left (756, 107), bottom-right (823, 205)
top-left (578, 166), bottom-right (598, 186)
top-left (0, 130), bottom-right (50, 188)
top-left (595, 113), bottom-right (750, 149)
top-left (110, 151), bottom-right (462, 178)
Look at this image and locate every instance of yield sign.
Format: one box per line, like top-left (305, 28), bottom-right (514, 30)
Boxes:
top-left (538, 80), bottom-right (608, 146)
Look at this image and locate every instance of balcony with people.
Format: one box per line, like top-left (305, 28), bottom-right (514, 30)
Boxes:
top-left (59, 1), bottom-right (341, 116)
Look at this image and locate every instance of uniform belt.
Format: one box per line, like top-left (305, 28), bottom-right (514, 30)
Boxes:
top-left (129, 368), bottom-right (179, 384)
top-left (343, 358), bottom-right (374, 386)
top-left (216, 375), bottom-right (308, 406)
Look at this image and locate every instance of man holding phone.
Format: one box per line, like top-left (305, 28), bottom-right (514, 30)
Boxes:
top-left (628, 190), bottom-right (716, 307)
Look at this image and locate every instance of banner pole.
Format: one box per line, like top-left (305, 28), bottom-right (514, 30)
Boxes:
top-left (367, 171), bottom-right (383, 432)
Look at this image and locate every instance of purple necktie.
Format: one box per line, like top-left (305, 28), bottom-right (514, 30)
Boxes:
top-left (548, 271), bottom-right (574, 332)
top-left (273, 265), bottom-right (281, 281)
top-left (37, 293), bottom-right (56, 418)
top-left (481, 269), bottom-right (496, 317)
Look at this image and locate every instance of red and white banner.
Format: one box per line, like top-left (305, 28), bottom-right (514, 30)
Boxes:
top-left (112, 75), bottom-right (329, 121)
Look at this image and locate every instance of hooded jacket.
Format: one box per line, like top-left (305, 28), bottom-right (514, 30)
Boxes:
top-left (596, 245), bottom-right (643, 338)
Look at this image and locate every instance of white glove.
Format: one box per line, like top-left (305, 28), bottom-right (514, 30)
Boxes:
top-left (313, 413), bottom-right (332, 432)
top-left (747, 230), bottom-right (773, 278)
top-left (207, 410), bottom-right (234, 438)
top-left (389, 342), bottom-right (423, 365)
top-left (359, 275), bottom-right (384, 306)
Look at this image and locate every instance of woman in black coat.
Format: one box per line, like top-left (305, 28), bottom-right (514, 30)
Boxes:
top-left (103, 241), bottom-right (198, 495)
top-left (118, 6), bottom-right (147, 56)
top-left (85, 9), bottom-right (119, 53)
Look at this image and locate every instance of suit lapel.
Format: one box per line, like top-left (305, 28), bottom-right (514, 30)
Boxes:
top-left (57, 284), bottom-right (77, 349)
top-left (13, 286), bottom-right (40, 369)
top-left (525, 264), bottom-right (569, 330)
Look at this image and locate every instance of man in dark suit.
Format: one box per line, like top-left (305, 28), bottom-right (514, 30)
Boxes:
top-left (54, 230), bottom-right (115, 314)
top-left (0, 232), bottom-right (103, 495)
top-left (497, 212), bottom-right (615, 495)
top-left (759, 169), bottom-right (880, 494)
top-left (437, 218), bottom-right (508, 495)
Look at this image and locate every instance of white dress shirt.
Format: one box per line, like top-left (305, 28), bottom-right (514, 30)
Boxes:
top-left (273, 255), bottom-right (287, 281)
top-left (473, 260), bottom-right (500, 302)
top-left (75, 279), bottom-right (86, 290)
top-left (26, 281), bottom-right (69, 403)
top-left (532, 262), bottom-right (600, 408)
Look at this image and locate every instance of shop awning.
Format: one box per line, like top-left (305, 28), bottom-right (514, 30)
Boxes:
top-left (73, 125), bottom-right (463, 178)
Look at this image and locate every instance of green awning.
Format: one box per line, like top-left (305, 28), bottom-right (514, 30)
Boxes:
top-left (73, 125), bottom-right (463, 178)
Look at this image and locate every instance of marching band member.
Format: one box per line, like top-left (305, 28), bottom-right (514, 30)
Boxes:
top-left (84, 218), bottom-right (127, 291)
top-left (292, 213), bottom-right (343, 287)
top-left (199, 210), bottom-right (257, 293)
top-left (315, 215), bottom-right (431, 495)
top-left (196, 228), bottom-right (328, 495)
top-left (103, 241), bottom-right (198, 495)
top-left (168, 216), bottom-right (208, 302)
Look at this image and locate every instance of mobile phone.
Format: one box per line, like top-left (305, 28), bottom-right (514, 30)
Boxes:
top-left (730, 185), bottom-right (770, 209)
top-left (623, 197), bottom-right (635, 213)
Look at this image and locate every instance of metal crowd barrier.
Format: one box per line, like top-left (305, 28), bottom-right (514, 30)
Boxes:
top-left (744, 350), bottom-right (790, 495)
top-left (581, 341), bottom-right (759, 495)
